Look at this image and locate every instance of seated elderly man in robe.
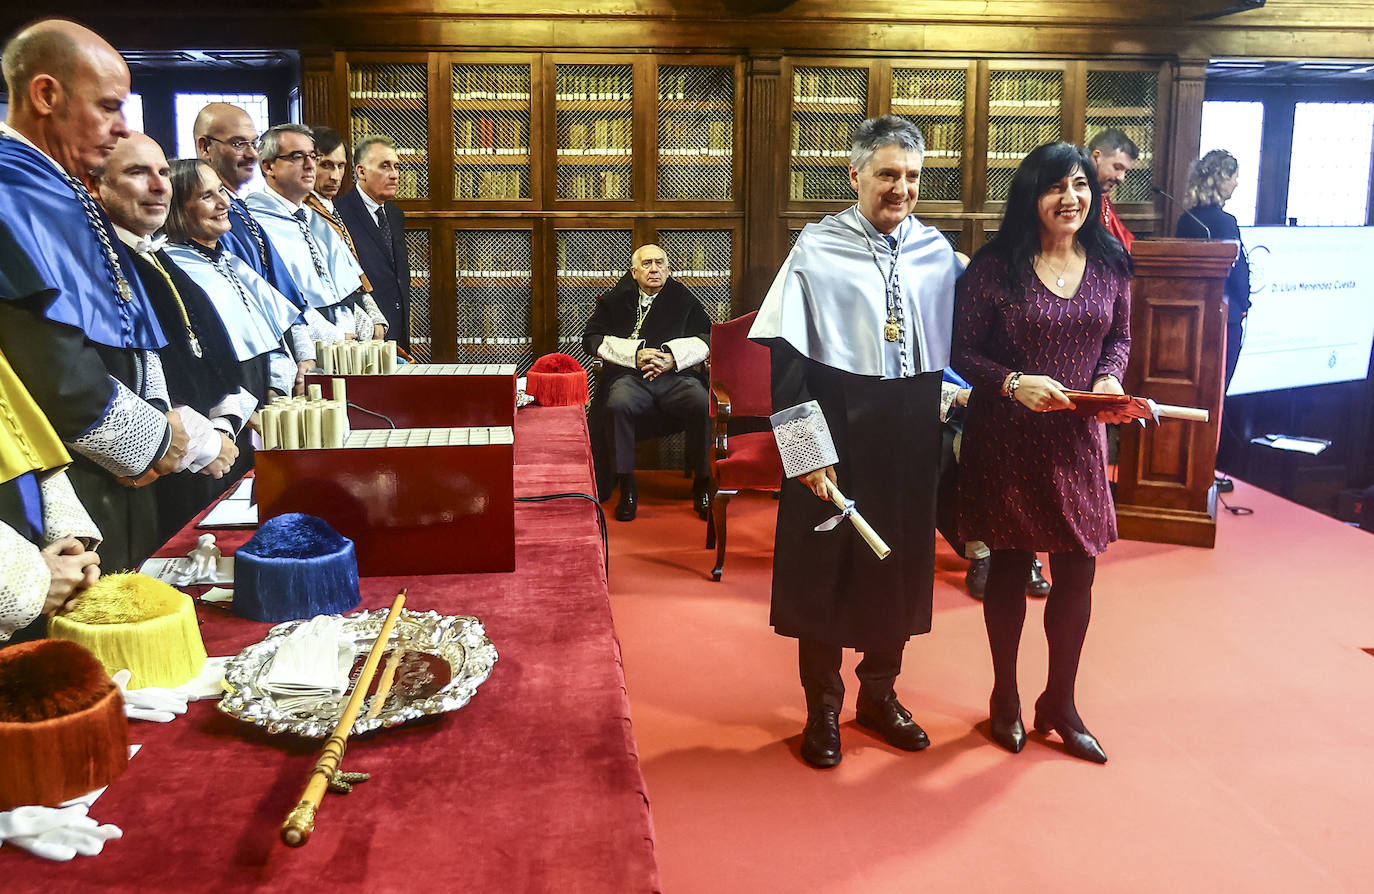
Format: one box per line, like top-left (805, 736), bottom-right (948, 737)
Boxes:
top-left (581, 244), bottom-right (711, 522)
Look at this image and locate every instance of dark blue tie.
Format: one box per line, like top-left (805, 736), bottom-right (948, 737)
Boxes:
top-left (376, 206), bottom-right (393, 253)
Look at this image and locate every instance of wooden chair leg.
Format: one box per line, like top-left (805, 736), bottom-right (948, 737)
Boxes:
top-left (705, 484), bottom-right (717, 549)
top-left (710, 490), bottom-right (733, 582)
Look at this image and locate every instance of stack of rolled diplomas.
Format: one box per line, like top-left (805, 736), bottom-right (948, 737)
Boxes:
top-left (260, 381), bottom-right (351, 450)
top-left (315, 339), bottom-right (398, 376)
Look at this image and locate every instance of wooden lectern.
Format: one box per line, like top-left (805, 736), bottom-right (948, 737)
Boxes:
top-left (1115, 238), bottom-right (1238, 548)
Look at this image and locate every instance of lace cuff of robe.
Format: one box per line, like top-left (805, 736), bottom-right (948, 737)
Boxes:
top-left (139, 350), bottom-right (171, 411)
top-left (0, 524), bottom-right (48, 642)
top-left (939, 382), bottom-right (959, 423)
top-left (769, 400), bottom-right (838, 480)
top-left (287, 324), bottom-right (317, 363)
top-left (662, 336), bottom-right (708, 371)
top-left (269, 351), bottom-right (297, 396)
top-left (598, 335), bottom-right (644, 369)
top-left (359, 293), bottom-right (389, 330)
top-left (39, 469), bottom-right (102, 548)
top-left (68, 377), bottom-right (169, 478)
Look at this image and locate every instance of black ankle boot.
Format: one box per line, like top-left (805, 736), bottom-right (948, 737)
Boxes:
top-left (614, 474), bottom-right (638, 521)
top-left (1032, 694), bottom-right (1107, 764)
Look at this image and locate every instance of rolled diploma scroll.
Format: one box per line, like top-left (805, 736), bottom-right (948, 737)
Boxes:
top-left (380, 341), bottom-right (397, 375)
top-left (322, 402), bottom-right (347, 448)
top-left (306, 383), bottom-right (323, 402)
top-left (331, 377), bottom-right (347, 408)
top-left (823, 480), bottom-right (891, 560)
top-left (303, 403), bottom-right (323, 449)
top-left (1151, 402), bottom-right (1209, 422)
top-left (260, 405), bottom-right (281, 450)
top-left (279, 405), bottom-right (301, 450)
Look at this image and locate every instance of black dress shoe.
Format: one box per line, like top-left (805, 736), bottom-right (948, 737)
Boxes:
top-left (1026, 558), bottom-right (1051, 598)
top-left (1032, 696), bottom-right (1107, 764)
top-left (614, 474), bottom-right (638, 522)
top-left (855, 695), bottom-right (930, 751)
top-left (988, 696), bottom-right (1026, 754)
top-left (800, 707), bottom-right (842, 768)
top-left (965, 556), bottom-right (989, 601)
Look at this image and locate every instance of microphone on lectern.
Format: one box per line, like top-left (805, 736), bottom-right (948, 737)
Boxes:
top-left (1151, 185), bottom-right (1212, 239)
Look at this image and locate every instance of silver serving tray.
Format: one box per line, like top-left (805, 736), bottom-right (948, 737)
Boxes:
top-left (218, 607), bottom-right (497, 738)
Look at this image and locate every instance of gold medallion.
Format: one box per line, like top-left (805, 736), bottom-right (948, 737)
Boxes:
top-left (188, 333), bottom-right (203, 359)
top-left (883, 317), bottom-right (901, 342)
top-left (116, 278), bottom-right (132, 302)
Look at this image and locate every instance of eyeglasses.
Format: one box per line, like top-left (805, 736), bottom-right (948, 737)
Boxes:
top-left (272, 151), bottom-right (319, 165)
top-left (205, 135), bottom-right (258, 154)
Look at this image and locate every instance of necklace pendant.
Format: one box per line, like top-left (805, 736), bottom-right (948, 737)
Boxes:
top-left (116, 277), bottom-right (132, 302)
top-left (188, 333), bottom-right (203, 359)
top-left (883, 317), bottom-right (901, 342)
top-left (1056, 276), bottom-right (1066, 288)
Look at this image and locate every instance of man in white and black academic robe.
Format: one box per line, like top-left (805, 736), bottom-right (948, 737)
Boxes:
top-left (750, 116), bottom-right (959, 768)
top-left (0, 21), bottom-right (190, 570)
top-left (246, 125), bottom-right (369, 343)
top-left (582, 244), bottom-right (711, 522)
top-left (95, 133), bottom-right (252, 538)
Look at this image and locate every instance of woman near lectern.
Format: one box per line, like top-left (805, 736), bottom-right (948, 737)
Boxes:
top-left (951, 142), bottom-right (1134, 763)
top-left (1176, 149), bottom-right (1251, 483)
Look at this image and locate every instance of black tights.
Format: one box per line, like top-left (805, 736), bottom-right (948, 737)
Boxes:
top-left (983, 549), bottom-right (1096, 730)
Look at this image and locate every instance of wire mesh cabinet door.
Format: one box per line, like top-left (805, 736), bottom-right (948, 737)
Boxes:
top-left (347, 58), bottom-right (433, 202)
top-left (554, 227), bottom-right (635, 397)
top-left (450, 57), bottom-right (536, 204)
top-left (655, 61), bottom-right (740, 207)
top-left (983, 63), bottom-right (1068, 205)
top-left (453, 227), bottom-right (535, 373)
top-left (653, 227), bottom-right (736, 325)
top-left (888, 62), bottom-right (972, 209)
top-left (552, 60), bottom-right (636, 204)
top-left (787, 63), bottom-right (872, 206)
top-left (404, 227), bottom-right (434, 362)
top-left (1082, 63), bottom-right (1164, 213)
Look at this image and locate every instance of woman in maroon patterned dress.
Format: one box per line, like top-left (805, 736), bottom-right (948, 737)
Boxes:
top-left (952, 142), bottom-right (1133, 763)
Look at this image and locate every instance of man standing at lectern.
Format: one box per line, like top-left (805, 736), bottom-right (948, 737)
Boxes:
top-left (338, 135), bottom-right (410, 350)
top-left (1087, 128), bottom-right (1139, 251)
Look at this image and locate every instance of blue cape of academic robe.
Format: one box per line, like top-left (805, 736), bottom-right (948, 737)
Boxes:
top-left (0, 136), bottom-right (166, 350)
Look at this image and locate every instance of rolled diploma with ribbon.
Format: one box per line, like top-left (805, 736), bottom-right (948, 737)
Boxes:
top-left (770, 400), bottom-right (891, 560)
top-left (820, 480), bottom-right (891, 559)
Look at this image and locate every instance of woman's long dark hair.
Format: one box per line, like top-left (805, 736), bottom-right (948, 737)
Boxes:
top-left (164, 158), bottom-right (215, 245)
top-left (977, 141), bottom-right (1132, 293)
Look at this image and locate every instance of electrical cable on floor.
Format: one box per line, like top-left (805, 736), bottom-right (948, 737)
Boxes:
top-left (515, 492), bottom-right (608, 574)
top-left (1219, 494), bottom-right (1253, 516)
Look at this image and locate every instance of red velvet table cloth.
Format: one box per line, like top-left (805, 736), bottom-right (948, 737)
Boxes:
top-left (3, 406), bottom-right (659, 893)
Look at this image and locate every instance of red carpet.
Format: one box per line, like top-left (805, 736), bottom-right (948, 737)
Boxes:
top-left (607, 473), bottom-right (1374, 893)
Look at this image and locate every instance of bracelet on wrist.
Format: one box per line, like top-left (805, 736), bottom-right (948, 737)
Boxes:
top-left (1005, 371), bottom-right (1023, 399)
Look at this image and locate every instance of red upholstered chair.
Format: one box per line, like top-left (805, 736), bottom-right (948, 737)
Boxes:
top-left (705, 311), bottom-right (783, 581)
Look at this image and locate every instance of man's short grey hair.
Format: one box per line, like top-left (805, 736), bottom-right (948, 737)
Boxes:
top-left (353, 134), bottom-right (397, 168)
top-left (849, 115), bottom-right (925, 172)
top-left (258, 123), bottom-right (314, 162)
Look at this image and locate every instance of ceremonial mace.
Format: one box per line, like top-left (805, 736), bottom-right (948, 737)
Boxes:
top-left (281, 590), bottom-right (407, 847)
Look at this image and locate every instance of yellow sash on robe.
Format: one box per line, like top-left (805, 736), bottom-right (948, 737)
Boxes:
top-left (0, 347), bottom-right (71, 484)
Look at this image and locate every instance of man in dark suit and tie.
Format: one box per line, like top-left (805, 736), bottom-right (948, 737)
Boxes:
top-left (337, 135), bottom-right (411, 350)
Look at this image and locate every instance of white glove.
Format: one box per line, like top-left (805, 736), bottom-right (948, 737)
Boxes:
top-left (171, 405), bottom-right (221, 473)
top-left (112, 669), bottom-right (189, 722)
top-left (0, 804), bottom-right (122, 861)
